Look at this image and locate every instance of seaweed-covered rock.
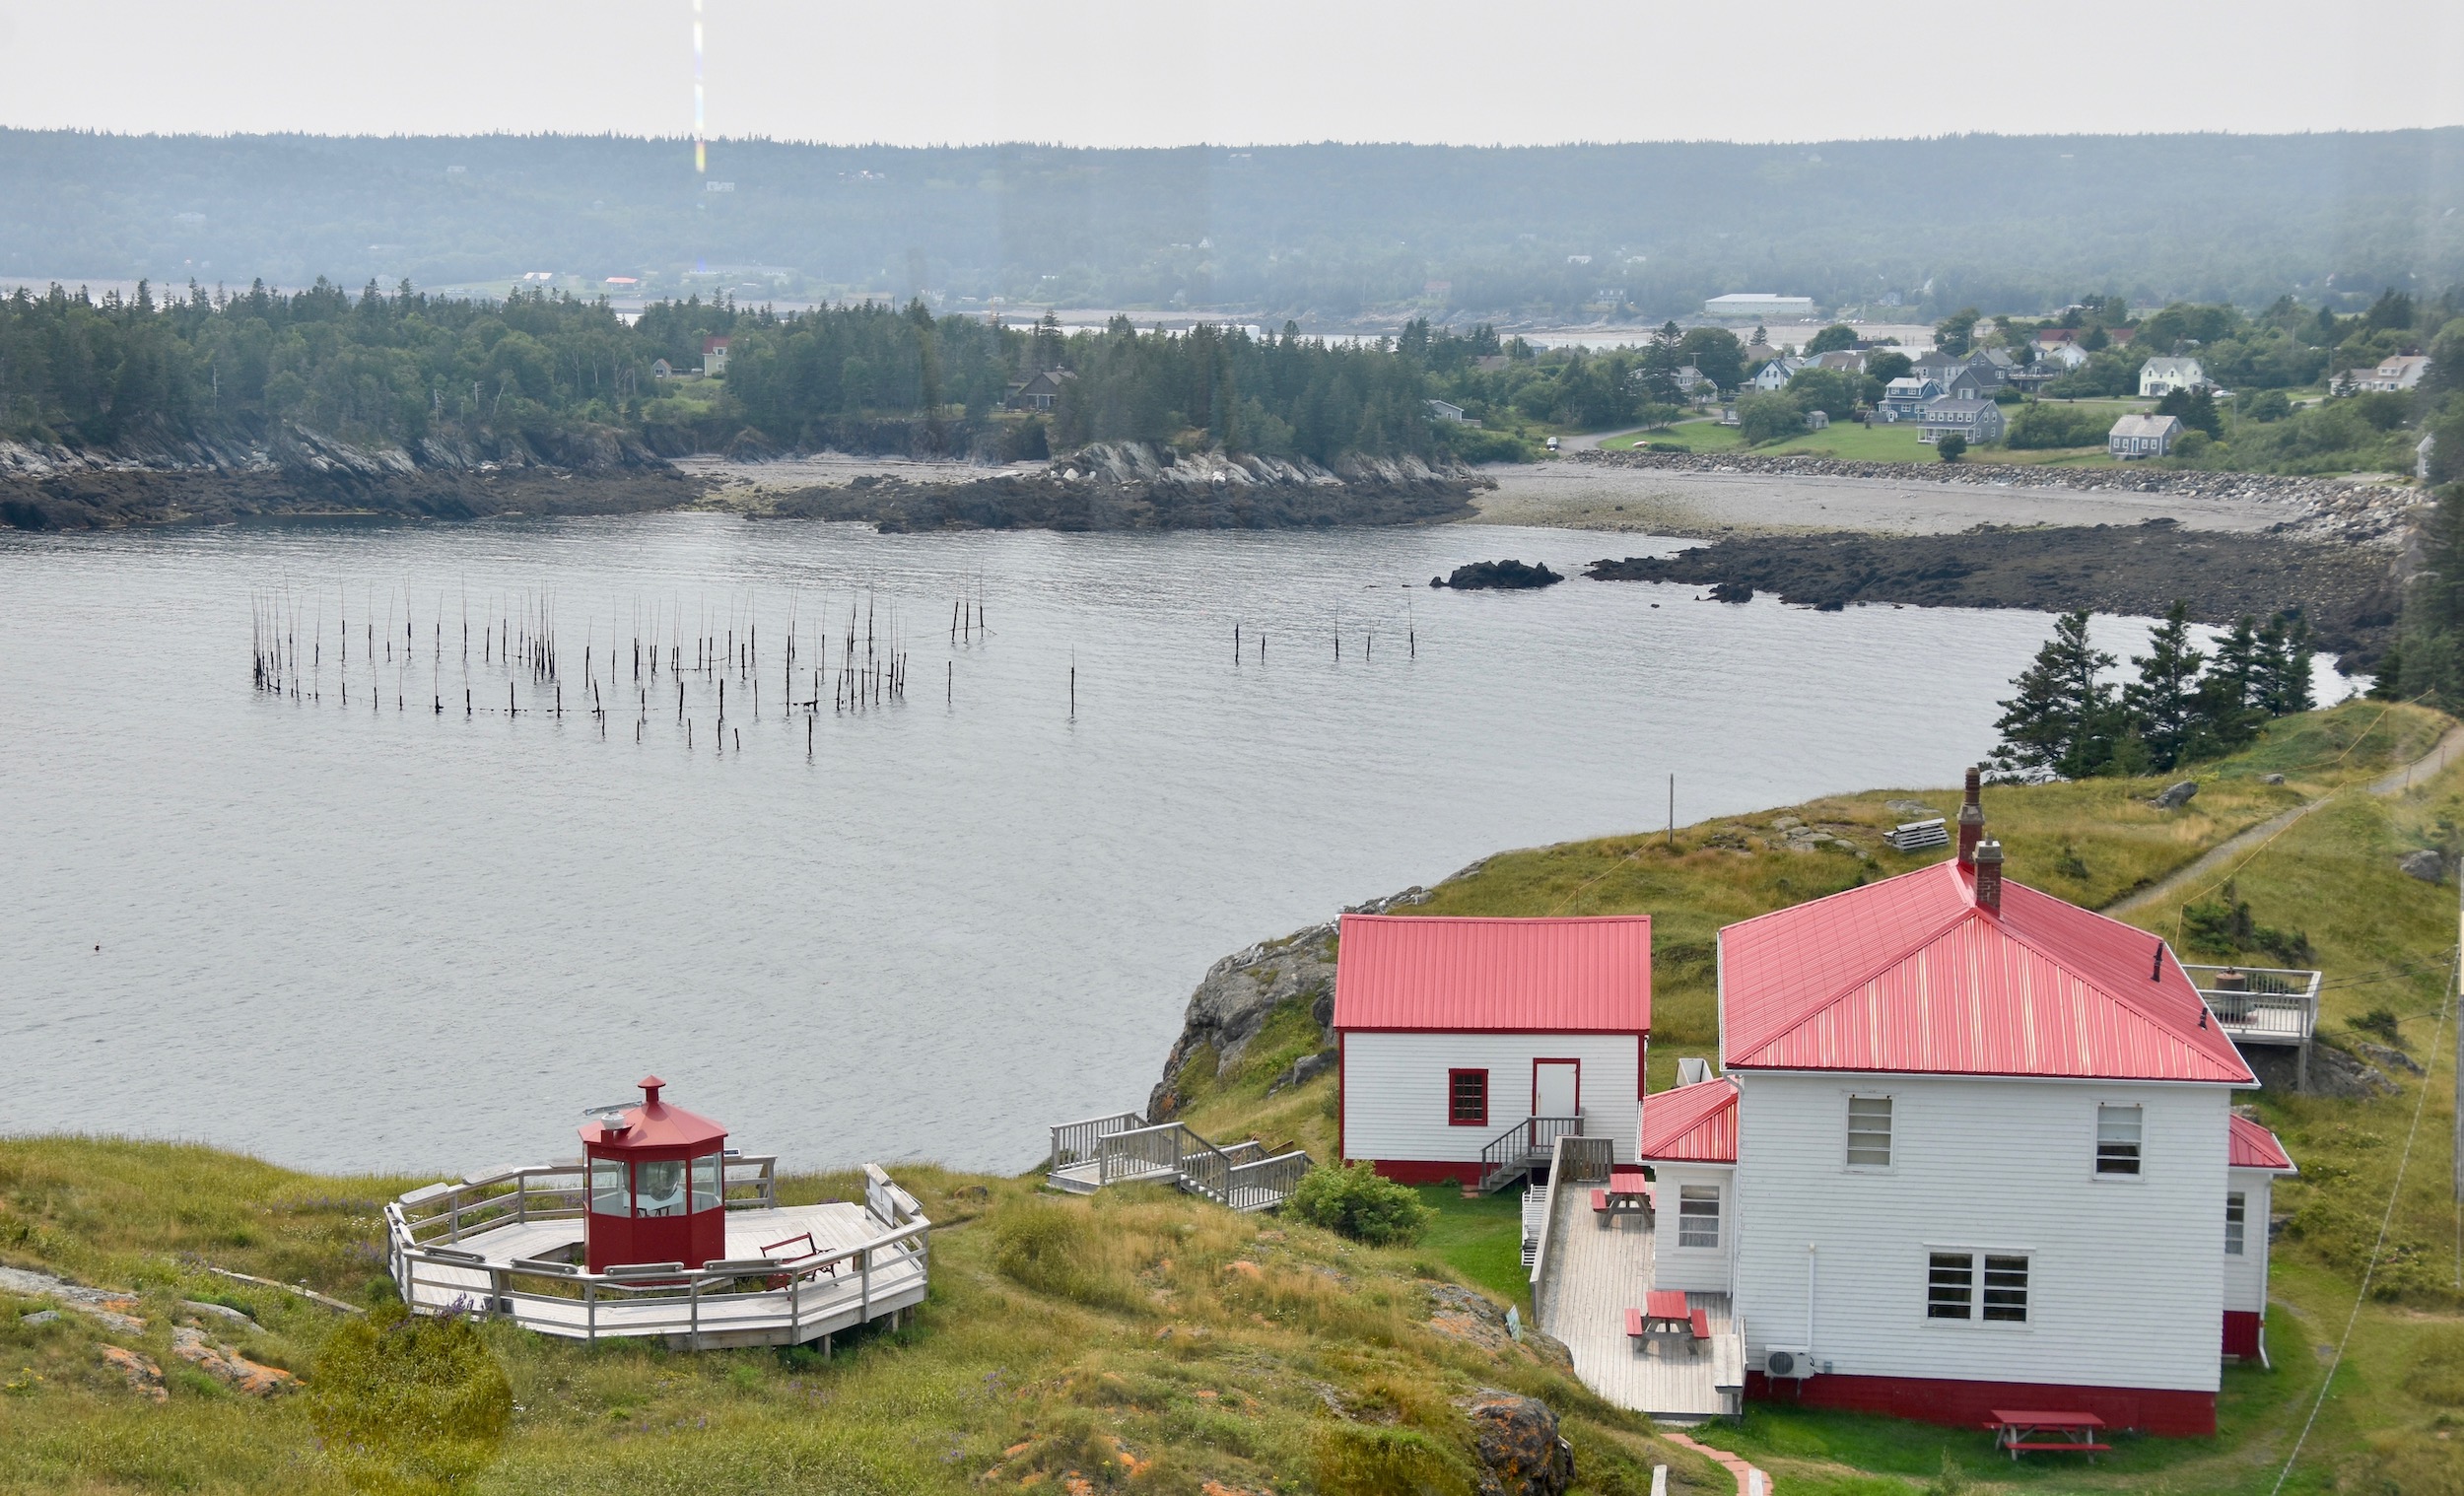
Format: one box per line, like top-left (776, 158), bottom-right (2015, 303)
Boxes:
top-left (1435, 560), bottom-right (1562, 590)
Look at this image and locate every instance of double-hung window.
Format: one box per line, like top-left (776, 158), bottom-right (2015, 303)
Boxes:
top-left (1928, 1251), bottom-right (2029, 1324)
top-left (1677, 1186), bottom-right (1721, 1249)
top-left (1846, 1095), bottom-right (1892, 1167)
top-left (2225, 1191), bottom-right (2247, 1256)
top-left (1926, 1253), bottom-right (1972, 1319)
top-left (2095, 1104), bottom-right (2143, 1176)
top-left (1449, 1069), bottom-right (1489, 1127)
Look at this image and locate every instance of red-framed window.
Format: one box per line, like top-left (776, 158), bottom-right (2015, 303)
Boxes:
top-left (1449, 1068), bottom-right (1490, 1126)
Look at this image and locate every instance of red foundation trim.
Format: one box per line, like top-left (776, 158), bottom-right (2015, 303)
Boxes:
top-left (1745, 1371), bottom-right (2217, 1437)
top-left (2223, 1310), bottom-right (2263, 1360)
top-left (1360, 1159), bottom-right (1483, 1187)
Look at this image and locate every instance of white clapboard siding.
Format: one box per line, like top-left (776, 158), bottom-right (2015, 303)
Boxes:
top-left (1649, 1163), bottom-right (1737, 1293)
top-left (2224, 1171), bottom-right (2274, 1315)
top-left (1343, 1031), bottom-right (1642, 1168)
top-left (1731, 1072), bottom-right (2228, 1394)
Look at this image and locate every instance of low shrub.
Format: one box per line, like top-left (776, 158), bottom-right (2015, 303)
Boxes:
top-left (2407, 1325), bottom-right (2464, 1405)
top-left (308, 1302), bottom-right (513, 1496)
top-left (1935, 433), bottom-right (1967, 462)
top-left (1285, 1162), bottom-right (1435, 1246)
top-left (1312, 1424), bottom-right (1473, 1496)
top-left (993, 1199), bottom-right (1114, 1304)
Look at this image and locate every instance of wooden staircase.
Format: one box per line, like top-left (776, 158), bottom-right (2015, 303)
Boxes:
top-left (1472, 1115), bottom-right (1585, 1194)
top-left (1045, 1114), bottom-right (1312, 1213)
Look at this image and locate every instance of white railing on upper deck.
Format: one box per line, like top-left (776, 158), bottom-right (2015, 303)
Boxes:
top-left (2183, 964), bottom-right (2322, 1045)
top-left (384, 1160), bottom-right (923, 1349)
top-left (391, 1156), bottom-right (780, 1253)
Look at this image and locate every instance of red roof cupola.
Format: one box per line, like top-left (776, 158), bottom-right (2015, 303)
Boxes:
top-left (579, 1076), bottom-right (730, 1272)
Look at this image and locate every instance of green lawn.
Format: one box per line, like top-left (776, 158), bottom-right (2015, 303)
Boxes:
top-left (1412, 1188), bottom-right (1532, 1313)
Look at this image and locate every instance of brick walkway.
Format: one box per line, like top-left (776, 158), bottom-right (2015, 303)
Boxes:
top-left (1661, 1430), bottom-right (1771, 1496)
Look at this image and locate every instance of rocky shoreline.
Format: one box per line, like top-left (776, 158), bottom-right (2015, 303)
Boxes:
top-left (1584, 519), bottom-right (2403, 667)
top-left (0, 425), bottom-right (692, 528)
top-left (716, 442), bottom-right (1482, 532)
top-left (1573, 447), bottom-right (2422, 548)
top-left (2, 431), bottom-right (1481, 533)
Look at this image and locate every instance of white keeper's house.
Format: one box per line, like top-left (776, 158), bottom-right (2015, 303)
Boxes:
top-left (1638, 774), bottom-right (2294, 1436)
top-left (1335, 914), bottom-right (1652, 1190)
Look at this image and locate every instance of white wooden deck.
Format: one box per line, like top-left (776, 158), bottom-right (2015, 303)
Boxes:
top-left (1538, 1189), bottom-right (1742, 1422)
top-left (398, 1201), bottom-right (924, 1350)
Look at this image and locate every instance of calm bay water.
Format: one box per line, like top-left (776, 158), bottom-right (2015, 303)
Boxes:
top-left (1, 516), bottom-right (2255, 1177)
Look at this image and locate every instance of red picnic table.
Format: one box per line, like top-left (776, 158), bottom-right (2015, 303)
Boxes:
top-left (1592, 1168), bottom-right (1653, 1225)
top-left (1624, 1289), bottom-right (1709, 1345)
top-left (1986, 1410), bottom-right (2108, 1461)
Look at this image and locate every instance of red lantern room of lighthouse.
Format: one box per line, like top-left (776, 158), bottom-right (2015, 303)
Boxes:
top-left (581, 1076), bottom-right (728, 1272)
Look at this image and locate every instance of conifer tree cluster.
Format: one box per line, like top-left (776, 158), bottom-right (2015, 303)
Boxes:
top-left (1988, 603), bottom-right (2314, 781)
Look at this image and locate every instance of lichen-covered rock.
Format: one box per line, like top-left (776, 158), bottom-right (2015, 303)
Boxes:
top-left (99, 1344), bottom-right (167, 1403)
top-left (2355, 1040), bottom-right (2426, 1077)
top-left (2398, 849), bottom-right (2446, 883)
top-left (2154, 781), bottom-right (2199, 810)
top-left (171, 1325), bottom-right (298, 1396)
top-left (1459, 1390), bottom-right (1575, 1496)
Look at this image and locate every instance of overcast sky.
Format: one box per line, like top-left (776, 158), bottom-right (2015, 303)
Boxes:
top-left (5, 0), bottom-right (2461, 146)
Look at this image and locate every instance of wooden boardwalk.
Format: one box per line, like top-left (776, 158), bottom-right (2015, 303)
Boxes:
top-left (1537, 1189), bottom-right (1741, 1421)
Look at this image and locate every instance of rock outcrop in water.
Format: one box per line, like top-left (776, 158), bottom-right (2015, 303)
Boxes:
top-left (1432, 560), bottom-right (1562, 590)
top-left (748, 442), bottom-right (1482, 533)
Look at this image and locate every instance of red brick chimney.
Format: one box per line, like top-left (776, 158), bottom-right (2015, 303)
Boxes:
top-left (1972, 839), bottom-right (2004, 914)
top-left (1956, 766), bottom-right (1985, 867)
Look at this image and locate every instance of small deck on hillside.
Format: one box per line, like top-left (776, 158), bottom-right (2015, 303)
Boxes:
top-left (1533, 1148), bottom-right (1742, 1422)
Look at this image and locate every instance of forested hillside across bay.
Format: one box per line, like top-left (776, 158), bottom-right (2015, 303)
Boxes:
top-left (0, 282), bottom-right (1460, 467)
top-left (5, 130), bottom-right (2462, 318)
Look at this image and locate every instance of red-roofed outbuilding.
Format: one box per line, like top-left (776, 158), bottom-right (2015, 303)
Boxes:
top-left (1335, 914), bottom-right (1651, 1187)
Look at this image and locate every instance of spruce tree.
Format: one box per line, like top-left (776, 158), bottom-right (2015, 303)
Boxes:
top-left (2257, 610), bottom-right (2314, 716)
top-left (2199, 616), bottom-right (2266, 747)
top-left (1990, 610), bottom-right (2118, 780)
top-left (2122, 600), bottom-right (2206, 770)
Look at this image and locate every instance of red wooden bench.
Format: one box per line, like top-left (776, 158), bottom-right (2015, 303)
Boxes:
top-left (1688, 1308), bottom-right (1711, 1341)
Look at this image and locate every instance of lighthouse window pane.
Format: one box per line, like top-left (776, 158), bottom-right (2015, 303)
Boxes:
top-left (590, 1159), bottom-right (631, 1216)
top-left (692, 1154), bottom-right (721, 1212)
top-left (637, 1159), bottom-right (688, 1217)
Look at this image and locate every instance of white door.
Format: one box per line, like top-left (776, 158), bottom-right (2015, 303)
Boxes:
top-left (1534, 1060), bottom-right (1580, 1119)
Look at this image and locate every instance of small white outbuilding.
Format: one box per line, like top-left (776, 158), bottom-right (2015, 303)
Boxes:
top-left (1335, 914), bottom-right (1652, 1190)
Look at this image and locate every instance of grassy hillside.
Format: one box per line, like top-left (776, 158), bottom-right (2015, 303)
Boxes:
top-left (4, 699), bottom-right (2459, 1495)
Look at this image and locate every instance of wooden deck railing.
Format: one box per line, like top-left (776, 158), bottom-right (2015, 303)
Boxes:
top-left (1049, 1112), bottom-right (1146, 1173)
top-left (385, 1161), bottom-right (922, 1350)
top-left (2183, 964), bottom-right (2321, 1045)
top-left (393, 1156), bottom-right (781, 1252)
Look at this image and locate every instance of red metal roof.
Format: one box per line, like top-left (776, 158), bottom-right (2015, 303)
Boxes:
top-left (2228, 1115), bottom-right (2297, 1172)
top-left (1720, 860), bottom-right (2253, 1084)
top-left (1333, 915), bottom-right (1652, 1033)
top-left (1637, 1078), bottom-right (1739, 1163)
top-left (579, 1075), bottom-right (728, 1152)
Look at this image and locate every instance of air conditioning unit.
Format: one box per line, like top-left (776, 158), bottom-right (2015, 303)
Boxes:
top-left (1763, 1346), bottom-right (1816, 1380)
